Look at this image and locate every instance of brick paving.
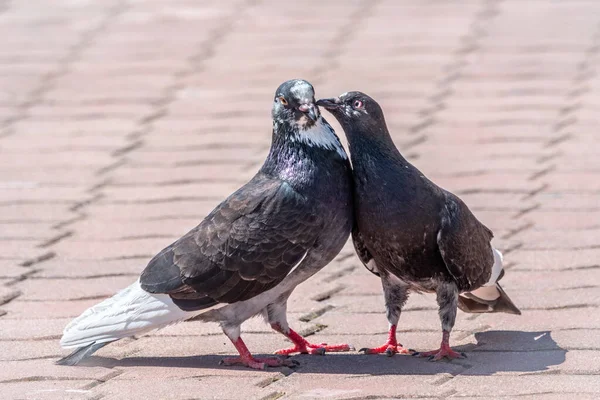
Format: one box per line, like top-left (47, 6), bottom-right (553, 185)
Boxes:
top-left (1, 0), bottom-right (600, 399)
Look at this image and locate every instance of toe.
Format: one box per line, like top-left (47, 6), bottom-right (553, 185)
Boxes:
top-left (309, 347), bottom-right (326, 356)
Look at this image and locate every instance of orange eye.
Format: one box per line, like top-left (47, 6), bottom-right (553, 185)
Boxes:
top-left (353, 100), bottom-right (363, 109)
top-left (278, 96), bottom-right (288, 105)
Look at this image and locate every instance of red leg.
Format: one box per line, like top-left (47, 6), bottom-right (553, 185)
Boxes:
top-left (415, 331), bottom-right (466, 361)
top-left (271, 323), bottom-right (353, 356)
top-left (220, 336), bottom-right (299, 369)
top-left (358, 325), bottom-right (413, 356)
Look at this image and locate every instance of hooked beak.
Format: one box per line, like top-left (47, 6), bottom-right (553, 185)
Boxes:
top-left (298, 103), bottom-right (319, 122)
top-left (316, 97), bottom-right (341, 111)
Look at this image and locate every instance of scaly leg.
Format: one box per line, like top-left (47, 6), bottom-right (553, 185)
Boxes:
top-left (415, 282), bottom-right (466, 361)
top-left (359, 273), bottom-right (413, 356)
top-left (271, 323), bottom-right (353, 355)
top-left (220, 324), bottom-right (297, 370)
top-left (267, 301), bottom-right (353, 356)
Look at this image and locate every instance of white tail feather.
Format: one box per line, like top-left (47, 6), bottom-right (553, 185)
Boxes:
top-left (468, 248), bottom-right (504, 301)
top-left (487, 248), bottom-right (504, 286)
top-left (60, 280), bottom-right (200, 349)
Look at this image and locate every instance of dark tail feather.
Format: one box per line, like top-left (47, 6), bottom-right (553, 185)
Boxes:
top-left (56, 342), bottom-right (111, 366)
top-left (458, 283), bottom-right (521, 315)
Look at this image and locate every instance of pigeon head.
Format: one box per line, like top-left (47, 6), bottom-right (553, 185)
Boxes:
top-left (316, 91), bottom-right (385, 129)
top-left (316, 91), bottom-right (392, 150)
top-left (272, 79), bottom-right (320, 130)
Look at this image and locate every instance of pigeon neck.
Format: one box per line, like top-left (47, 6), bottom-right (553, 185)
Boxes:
top-left (261, 119), bottom-right (343, 190)
top-left (345, 125), bottom-right (407, 165)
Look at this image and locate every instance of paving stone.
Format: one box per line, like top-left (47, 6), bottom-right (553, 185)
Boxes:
top-left (446, 375), bottom-right (600, 397)
top-left (68, 218), bottom-right (204, 241)
top-left (0, 339), bottom-right (63, 361)
top-left (84, 200), bottom-right (218, 221)
top-left (94, 377), bottom-right (268, 400)
top-left (2, 299), bottom-right (102, 319)
top-left (511, 248), bottom-right (600, 271)
top-left (49, 239), bottom-right (172, 260)
top-left (269, 373), bottom-right (447, 399)
top-left (33, 258), bottom-right (144, 279)
top-left (0, 318), bottom-right (69, 340)
top-left (0, 204), bottom-right (75, 224)
top-left (0, 360), bottom-right (113, 383)
top-left (500, 269), bottom-right (600, 292)
top-left (0, 380), bottom-right (99, 400)
top-left (15, 276), bottom-right (137, 301)
top-left (99, 182), bottom-right (239, 203)
top-left (0, 262), bottom-right (30, 279)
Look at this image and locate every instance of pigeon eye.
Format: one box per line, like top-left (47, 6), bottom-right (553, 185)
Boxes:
top-left (278, 96), bottom-right (288, 106)
top-left (353, 100), bottom-right (364, 109)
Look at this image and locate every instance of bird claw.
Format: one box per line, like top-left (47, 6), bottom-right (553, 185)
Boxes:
top-left (311, 347), bottom-right (326, 356)
top-left (359, 344), bottom-right (414, 356)
top-left (414, 348), bottom-right (466, 362)
top-left (274, 342), bottom-right (353, 356)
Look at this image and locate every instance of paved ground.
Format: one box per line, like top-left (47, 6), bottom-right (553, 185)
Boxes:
top-left (1, 0), bottom-right (600, 399)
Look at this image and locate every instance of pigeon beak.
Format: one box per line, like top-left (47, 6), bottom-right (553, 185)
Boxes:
top-left (316, 98), bottom-right (341, 111)
top-left (298, 103), bottom-right (319, 122)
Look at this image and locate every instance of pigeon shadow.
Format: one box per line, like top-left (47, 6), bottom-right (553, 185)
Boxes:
top-left (81, 330), bottom-right (566, 376)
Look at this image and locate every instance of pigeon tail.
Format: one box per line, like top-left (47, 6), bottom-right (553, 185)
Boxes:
top-left (56, 342), bottom-right (110, 366)
top-left (58, 279), bottom-right (203, 364)
top-left (458, 248), bottom-right (521, 315)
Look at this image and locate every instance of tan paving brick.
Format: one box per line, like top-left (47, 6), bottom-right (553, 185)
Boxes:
top-left (15, 276), bottom-right (137, 301)
top-left (83, 200), bottom-right (219, 221)
top-left (510, 248), bottom-right (600, 271)
top-left (33, 258), bottom-right (144, 279)
top-left (0, 360), bottom-right (113, 383)
top-left (0, 381), bottom-right (99, 400)
top-left (446, 375), bottom-right (600, 397)
top-left (94, 377), bottom-right (268, 400)
top-left (2, 299), bottom-right (103, 319)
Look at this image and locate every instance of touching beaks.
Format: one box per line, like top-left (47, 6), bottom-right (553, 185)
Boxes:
top-left (316, 98), bottom-right (341, 111)
top-left (298, 103), bottom-right (319, 122)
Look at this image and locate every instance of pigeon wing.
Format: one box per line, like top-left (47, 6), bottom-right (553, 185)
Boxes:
top-left (436, 192), bottom-right (495, 291)
top-left (351, 225), bottom-right (380, 277)
top-left (140, 173), bottom-right (321, 307)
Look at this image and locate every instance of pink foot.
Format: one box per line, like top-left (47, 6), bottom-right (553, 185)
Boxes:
top-left (275, 342), bottom-right (352, 356)
top-left (271, 324), bottom-right (353, 356)
top-left (415, 347), bottom-right (466, 361)
top-left (359, 343), bottom-right (413, 357)
top-left (415, 331), bottom-right (466, 361)
top-left (358, 324), bottom-right (414, 357)
top-left (222, 336), bottom-right (299, 370)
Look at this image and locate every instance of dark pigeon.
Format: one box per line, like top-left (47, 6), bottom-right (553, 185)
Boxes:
top-left (57, 80), bottom-right (354, 369)
top-left (318, 92), bottom-right (520, 361)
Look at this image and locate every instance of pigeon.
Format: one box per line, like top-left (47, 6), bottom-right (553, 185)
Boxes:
top-left (57, 79), bottom-right (354, 369)
top-left (317, 92), bottom-right (520, 361)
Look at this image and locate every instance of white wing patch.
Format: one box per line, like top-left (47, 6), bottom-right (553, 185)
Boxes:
top-left (293, 119), bottom-right (348, 159)
top-left (483, 248), bottom-right (503, 287)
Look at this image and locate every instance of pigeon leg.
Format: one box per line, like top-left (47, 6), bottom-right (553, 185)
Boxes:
top-left (415, 330), bottom-right (466, 361)
top-left (359, 274), bottom-right (413, 356)
top-left (271, 323), bottom-right (353, 355)
top-left (358, 324), bottom-right (413, 356)
top-left (415, 282), bottom-right (465, 361)
top-left (267, 301), bottom-right (352, 355)
top-left (220, 336), bottom-right (299, 370)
